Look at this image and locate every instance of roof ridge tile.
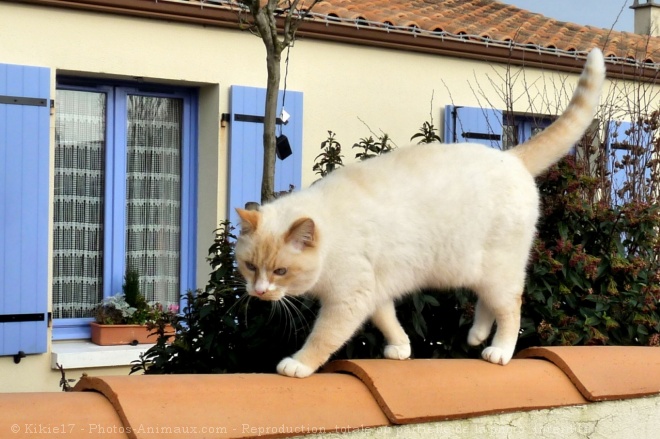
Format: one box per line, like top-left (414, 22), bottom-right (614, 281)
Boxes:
top-left (516, 346), bottom-right (660, 401)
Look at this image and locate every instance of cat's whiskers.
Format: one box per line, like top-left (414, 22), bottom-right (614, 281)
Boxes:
top-left (220, 290), bottom-right (249, 320)
top-left (283, 295), bottom-right (312, 333)
top-left (266, 298), bottom-right (278, 324)
top-left (281, 298), bottom-right (299, 340)
top-left (284, 296), bottom-right (313, 340)
top-left (217, 277), bottom-right (250, 319)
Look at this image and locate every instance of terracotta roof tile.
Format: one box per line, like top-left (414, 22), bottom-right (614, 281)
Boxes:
top-left (516, 346), bottom-right (660, 401)
top-left (0, 392), bottom-right (127, 439)
top-left (322, 358), bottom-right (588, 424)
top-left (0, 348), bottom-right (655, 439)
top-left (66, 349), bottom-right (660, 437)
top-left (310, 0), bottom-right (660, 65)
top-left (73, 374), bottom-right (390, 438)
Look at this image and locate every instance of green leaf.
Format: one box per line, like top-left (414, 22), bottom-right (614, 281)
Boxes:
top-left (411, 312), bottom-right (427, 339)
top-left (637, 324), bottom-right (649, 336)
top-left (584, 316), bottom-right (601, 326)
top-left (423, 294), bottom-right (440, 307)
top-left (412, 294), bottom-right (424, 313)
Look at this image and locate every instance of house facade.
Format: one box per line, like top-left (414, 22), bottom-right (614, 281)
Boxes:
top-left (1, 0), bottom-right (659, 392)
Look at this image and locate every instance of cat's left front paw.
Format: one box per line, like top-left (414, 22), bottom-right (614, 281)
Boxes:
top-left (384, 343), bottom-right (411, 360)
top-left (277, 357), bottom-right (315, 378)
top-left (481, 346), bottom-right (513, 365)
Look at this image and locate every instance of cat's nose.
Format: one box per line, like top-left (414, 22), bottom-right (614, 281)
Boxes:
top-left (253, 280), bottom-right (270, 297)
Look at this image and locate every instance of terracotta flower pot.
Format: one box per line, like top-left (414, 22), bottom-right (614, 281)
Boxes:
top-left (90, 322), bottom-right (174, 346)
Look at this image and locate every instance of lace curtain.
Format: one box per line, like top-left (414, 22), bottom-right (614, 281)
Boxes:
top-left (53, 90), bottom-right (106, 319)
top-left (125, 95), bottom-right (182, 306)
top-left (53, 91), bottom-right (182, 318)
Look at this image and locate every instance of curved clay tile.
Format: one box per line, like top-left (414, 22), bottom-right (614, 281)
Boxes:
top-left (306, 0), bottom-right (660, 64)
top-left (326, 13), bottom-right (341, 22)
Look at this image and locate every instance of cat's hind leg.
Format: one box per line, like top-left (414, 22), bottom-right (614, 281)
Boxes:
top-left (473, 282), bottom-right (523, 366)
top-left (371, 300), bottom-right (411, 360)
top-left (467, 298), bottom-right (495, 346)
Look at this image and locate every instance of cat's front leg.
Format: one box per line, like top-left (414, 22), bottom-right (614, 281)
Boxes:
top-left (277, 302), bottom-right (369, 378)
top-left (371, 300), bottom-right (411, 360)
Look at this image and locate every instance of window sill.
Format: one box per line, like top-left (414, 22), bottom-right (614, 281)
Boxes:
top-left (51, 340), bottom-right (154, 370)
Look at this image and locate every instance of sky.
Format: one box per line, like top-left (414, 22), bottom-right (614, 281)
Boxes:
top-left (503, 0), bottom-right (635, 32)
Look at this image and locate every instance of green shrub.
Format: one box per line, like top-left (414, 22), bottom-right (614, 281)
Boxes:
top-left (519, 156), bottom-right (660, 349)
top-left (312, 131), bottom-right (344, 177)
top-left (352, 133), bottom-right (393, 160)
top-left (410, 121), bottom-right (442, 144)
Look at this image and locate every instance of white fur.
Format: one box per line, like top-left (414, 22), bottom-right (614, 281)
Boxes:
top-left (236, 49), bottom-right (605, 377)
top-left (254, 144), bottom-right (535, 373)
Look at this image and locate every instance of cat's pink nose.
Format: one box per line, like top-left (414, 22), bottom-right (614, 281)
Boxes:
top-left (253, 289), bottom-right (266, 296)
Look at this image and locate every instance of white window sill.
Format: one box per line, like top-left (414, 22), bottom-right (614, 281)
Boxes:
top-left (51, 340), bottom-right (155, 370)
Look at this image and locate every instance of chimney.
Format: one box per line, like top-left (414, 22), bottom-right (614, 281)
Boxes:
top-left (631, 0), bottom-right (660, 36)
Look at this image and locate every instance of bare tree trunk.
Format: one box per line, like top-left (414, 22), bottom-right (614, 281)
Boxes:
top-left (262, 48), bottom-right (282, 203)
top-left (242, 0), bottom-right (318, 204)
top-left (250, 0), bottom-right (283, 203)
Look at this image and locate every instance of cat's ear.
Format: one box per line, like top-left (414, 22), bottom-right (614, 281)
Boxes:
top-left (285, 218), bottom-right (316, 251)
top-left (236, 208), bottom-right (261, 235)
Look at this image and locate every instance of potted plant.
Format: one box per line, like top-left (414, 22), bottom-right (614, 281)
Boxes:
top-left (91, 268), bottom-right (178, 345)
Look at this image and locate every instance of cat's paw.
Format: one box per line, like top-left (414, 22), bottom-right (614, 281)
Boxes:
top-left (384, 343), bottom-right (411, 360)
top-left (467, 327), bottom-right (490, 346)
top-left (276, 357), bottom-right (315, 378)
top-left (481, 346), bottom-right (513, 366)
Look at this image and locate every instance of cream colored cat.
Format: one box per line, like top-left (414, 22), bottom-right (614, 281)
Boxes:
top-left (235, 48), bottom-right (605, 378)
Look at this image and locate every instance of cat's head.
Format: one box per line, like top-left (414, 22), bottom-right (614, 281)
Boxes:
top-left (234, 207), bottom-right (322, 301)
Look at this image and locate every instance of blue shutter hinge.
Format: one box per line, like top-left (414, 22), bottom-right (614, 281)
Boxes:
top-left (0, 313), bottom-right (46, 323)
top-left (0, 95), bottom-right (48, 107)
top-left (461, 132), bottom-right (502, 141)
top-left (234, 113), bottom-right (288, 125)
top-left (13, 351), bottom-right (26, 364)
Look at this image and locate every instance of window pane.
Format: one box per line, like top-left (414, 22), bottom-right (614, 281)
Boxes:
top-left (53, 90), bottom-right (106, 319)
top-left (125, 95), bottom-right (182, 306)
top-left (502, 124), bottom-right (518, 150)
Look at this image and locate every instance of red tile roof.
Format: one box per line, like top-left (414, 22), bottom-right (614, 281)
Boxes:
top-left (307, 0), bottom-right (660, 65)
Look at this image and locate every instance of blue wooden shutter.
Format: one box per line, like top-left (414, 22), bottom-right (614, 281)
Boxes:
top-left (606, 120), bottom-right (651, 204)
top-left (0, 64), bottom-right (50, 356)
top-left (228, 86), bottom-right (303, 224)
top-left (444, 105), bottom-right (503, 149)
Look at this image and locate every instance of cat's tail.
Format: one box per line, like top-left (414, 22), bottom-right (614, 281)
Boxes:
top-left (508, 48), bottom-right (605, 177)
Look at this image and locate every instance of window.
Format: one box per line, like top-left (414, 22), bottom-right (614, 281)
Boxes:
top-left (52, 83), bottom-right (197, 339)
top-left (502, 115), bottom-right (553, 150)
top-left (444, 106), bottom-right (553, 150)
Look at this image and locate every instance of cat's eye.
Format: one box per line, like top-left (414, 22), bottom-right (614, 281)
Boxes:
top-left (245, 262), bottom-right (257, 272)
top-left (273, 268), bottom-right (288, 276)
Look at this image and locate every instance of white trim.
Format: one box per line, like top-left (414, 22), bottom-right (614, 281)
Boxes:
top-left (51, 340), bottom-right (154, 369)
